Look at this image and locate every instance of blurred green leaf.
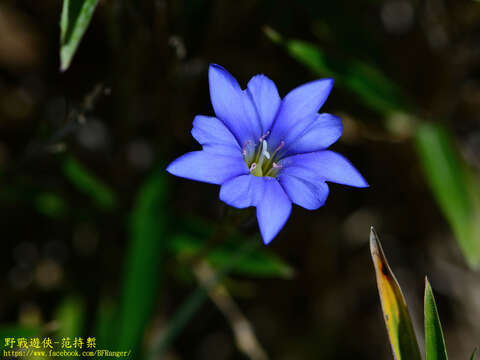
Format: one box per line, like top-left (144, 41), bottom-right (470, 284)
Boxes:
top-left (285, 39), bottom-right (336, 78)
top-left (35, 192), bottom-right (68, 218)
top-left (370, 227), bottom-right (422, 360)
top-left (63, 156), bottom-right (116, 210)
top-left (425, 278), bottom-right (448, 360)
top-left (415, 123), bottom-right (480, 268)
top-left (60, 0), bottom-right (99, 71)
top-left (0, 326), bottom-right (40, 344)
top-left (471, 348), bottom-right (478, 360)
top-left (344, 60), bottom-right (408, 115)
top-left (265, 29), bottom-right (409, 115)
top-left (146, 283), bottom-right (209, 360)
top-left (146, 239), bottom-right (260, 360)
top-left (94, 299), bottom-right (116, 350)
top-left (55, 297), bottom-right (85, 336)
top-left (170, 233), bottom-right (294, 279)
top-left (116, 168), bottom-right (169, 354)
top-left (54, 297), bottom-right (85, 360)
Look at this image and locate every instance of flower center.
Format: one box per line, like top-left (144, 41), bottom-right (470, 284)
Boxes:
top-left (243, 133), bottom-right (284, 178)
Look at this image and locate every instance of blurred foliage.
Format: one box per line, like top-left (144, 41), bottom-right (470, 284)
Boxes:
top-left (55, 297), bottom-right (85, 360)
top-left (94, 299), bottom-right (116, 352)
top-left (63, 156), bottom-right (117, 211)
top-left (55, 297), bottom-right (85, 336)
top-left (415, 124), bottom-right (480, 268)
top-left (264, 28), bottom-right (409, 115)
top-left (0, 326), bottom-right (40, 341)
top-left (172, 234), bottom-right (293, 278)
top-left (116, 168), bottom-right (168, 355)
top-left (35, 192), bottom-right (68, 219)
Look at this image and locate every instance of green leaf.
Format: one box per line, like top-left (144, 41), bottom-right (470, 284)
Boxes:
top-left (54, 297), bottom-right (85, 360)
top-left (425, 278), bottom-right (448, 360)
top-left (94, 298), bottom-right (117, 349)
top-left (264, 30), bottom-right (409, 115)
top-left (285, 40), bottom-right (336, 78)
top-left (415, 123), bottom-right (480, 268)
top-left (60, 0), bottom-right (100, 71)
top-left (471, 348), bottom-right (478, 360)
top-left (370, 227), bottom-right (422, 360)
top-left (63, 156), bottom-right (117, 210)
top-left (0, 326), bottom-right (40, 344)
top-left (55, 297), bottom-right (85, 337)
top-left (35, 192), bottom-right (68, 218)
top-left (170, 233), bottom-right (294, 279)
top-left (116, 168), bottom-right (169, 354)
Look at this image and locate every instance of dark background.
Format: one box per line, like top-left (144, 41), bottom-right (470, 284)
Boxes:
top-left (1, 0), bottom-right (480, 359)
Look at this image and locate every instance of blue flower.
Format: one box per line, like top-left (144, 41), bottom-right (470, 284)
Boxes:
top-left (167, 64), bottom-right (368, 244)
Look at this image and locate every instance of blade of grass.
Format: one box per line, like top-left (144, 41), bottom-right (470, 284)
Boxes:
top-left (54, 297), bottom-right (85, 360)
top-left (425, 278), bottom-right (448, 360)
top-left (60, 0), bottom-right (100, 71)
top-left (415, 123), bottom-right (480, 268)
top-left (370, 227), bottom-right (422, 360)
top-left (94, 298), bottom-right (116, 350)
top-left (471, 348), bottom-right (478, 360)
top-left (116, 168), bottom-right (169, 355)
top-left (63, 156), bottom-right (117, 211)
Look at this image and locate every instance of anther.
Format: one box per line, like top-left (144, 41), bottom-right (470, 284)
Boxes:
top-left (259, 130), bottom-right (271, 143)
top-left (272, 162), bottom-right (282, 169)
top-left (249, 163), bottom-right (257, 174)
top-left (242, 140), bottom-right (251, 156)
top-left (274, 140), bottom-right (285, 153)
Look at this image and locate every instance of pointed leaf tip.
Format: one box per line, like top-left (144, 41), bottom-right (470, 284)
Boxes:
top-left (370, 229), bottom-right (422, 360)
top-left (370, 226), bottom-right (379, 251)
top-left (425, 277), bottom-right (448, 360)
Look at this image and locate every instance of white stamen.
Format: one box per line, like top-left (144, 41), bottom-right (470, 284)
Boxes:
top-left (262, 140), bottom-right (271, 159)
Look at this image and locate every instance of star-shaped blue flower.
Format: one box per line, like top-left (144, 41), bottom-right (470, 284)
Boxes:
top-left (167, 64), bottom-right (368, 244)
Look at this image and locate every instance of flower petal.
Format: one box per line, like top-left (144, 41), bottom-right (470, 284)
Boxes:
top-left (219, 174), bottom-right (264, 208)
top-left (284, 113), bottom-right (342, 156)
top-left (191, 115), bottom-right (240, 156)
top-left (167, 151), bottom-right (248, 185)
top-left (279, 150), bottom-right (369, 188)
top-left (269, 78), bottom-right (334, 148)
top-left (256, 178), bottom-right (292, 244)
top-left (278, 174), bottom-right (329, 210)
top-left (220, 175), bottom-right (292, 244)
top-left (209, 64), bottom-right (261, 145)
top-left (246, 74), bottom-right (281, 134)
